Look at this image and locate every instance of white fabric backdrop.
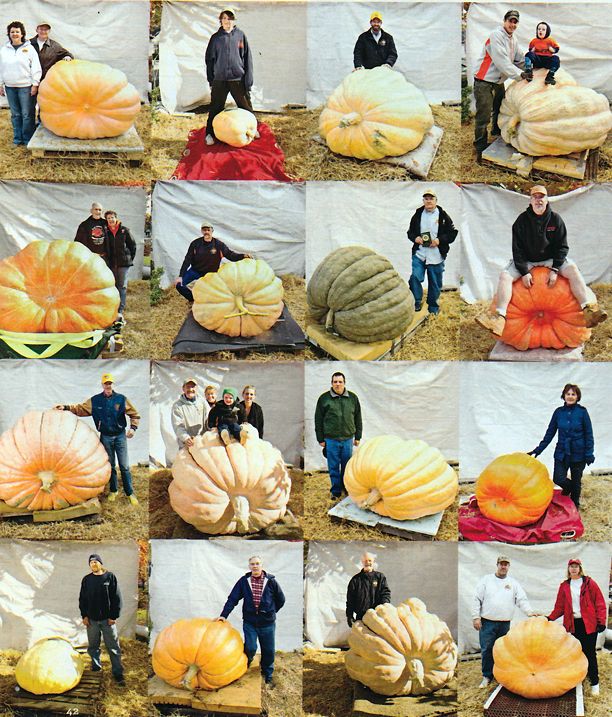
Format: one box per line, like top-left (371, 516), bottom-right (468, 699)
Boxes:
top-left (466, 3), bottom-right (612, 98)
top-left (307, 2), bottom-right (461, 106)
top-left (0, 181), bottom-right (146, 278)
top-left (306, 182), bottom-right (461, 288)
top-left (159, 1), bottom-right (307, 113)
top-left (459, 362), bottom-right (612, 480)
top-left (458, 541), bottom-right (611, 653)
top-left (0, 0), bottom-right (149, 103)
top-left (460, 184), bottom-right (612, 303)
top-left (152, 180), bottom-right (305, 289)
top-left (149, 539), bottom-right (303, 651)
top-left (304, 361), bottom-right (458, 472)
top-left (305, 541), bottom-right (458, 648)
top-left (150, 360), bottom-right (304, 466)
top-left (0, 360), bottom-right (150, 463)
top-left (0, 539), bottom-right (138, 650)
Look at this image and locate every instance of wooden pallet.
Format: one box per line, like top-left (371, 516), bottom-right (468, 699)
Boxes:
top-left (0, 497), bottom-right (102, 523)
top-left (489, 342), bottom-right (584, 363)
top-left (8, 668), bottom-right (101, 716)
top-left (353, 682), bottom-right (457, 717)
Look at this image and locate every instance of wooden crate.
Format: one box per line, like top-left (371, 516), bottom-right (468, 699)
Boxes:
top-left (28, 126), bottom-right (145, 166)
top-left (8, 668), bottom-right (101, 716)
top-left (0, 497), bottom-right (102, 523)
top-left (481, 139), bottom-right (596, 180)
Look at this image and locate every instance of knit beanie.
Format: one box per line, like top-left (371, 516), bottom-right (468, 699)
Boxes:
top-left (222, 387), bottom-right (238, 400)
top-left (88, 553), bottom-right (103, 565)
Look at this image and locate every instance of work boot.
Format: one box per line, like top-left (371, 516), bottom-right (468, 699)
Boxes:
top-left (491, 123), bottom-right (501, 137)
top-left (475, 312), bottom-right (506, 337)
top-left (128, 494), bottom-right (139, 506)
top-left (544, 71), bottom-right (556, 85)
top-left (220, 428), bottom-right (231, 446)
top-left (521, 69), bottom-right (533, 82)
top-left (583, 305), bottom-right (607, 328)
top-left (107, 492), bottom-right (118, 503)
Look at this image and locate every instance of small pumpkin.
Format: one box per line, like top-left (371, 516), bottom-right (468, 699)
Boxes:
top-left (344, 435), bottom-right (458, 520)
top-left (307, 246), bottom-right (414, 343)
top-left (0, 240), bottom-right (119, 333)
top-left (345, 598), bottom-right (457, 696)
top-left (212, 108), bottom-right (258, 147)
top-left (38, 59), bottom-right (141, 139)
top-left (15, 637), bottom-right (85, 695)
top-left (501, 267), bottom-right (591, 351)
top-left (476, 453), bottom-right (554, 527)
top-left (0, 410), bottom-right (111, 511)
top-left (320, 66), bottom-right (434, 160)
top-left (493, 617), bottom-right (588, 699)
top-left (152, 618), bottom-right (248, 691)
top-left (192, 258), bottom-right (284, 337)
top-left (169, 427), bottom-right (291, 534)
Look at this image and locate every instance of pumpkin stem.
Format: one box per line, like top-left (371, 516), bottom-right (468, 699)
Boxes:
top-left (224, 296), bottom-right (270, 319)
top-left (408, 658), bottom-right (425, 689)
top-left (324, 309), bottom-right (335, 332)
top-left (339, 112), bottom-right (362, 128)
top-left (231, 495), bottom-right (251, 533)
top-left (38, 471), bottom-right (55, 492)
top-left (181, 663), bottom-right (200, 690)
top-left (360, 488), bottom-right (382, 510)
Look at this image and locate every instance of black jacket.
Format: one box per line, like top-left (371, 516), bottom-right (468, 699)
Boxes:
top-left (239, 400), bottom-right (264, 439)
top-left (207, 399), bottom-right (247, 428)
top-left (512, 204), bottom-right (569, 276)
top-left (353, 29), bottom-right (398, 69)
top-left (107, 223), bottom-right (136, 269)
top-left (407, 206), bottom-right (458, 259)
top-left (346, 570), bottom-right (391, 626)
top-left (221, 571), bottom-right (285, 627)
top-left (79, 571), bottom-right (122, 621)
top-left (205, 27), bottom-right (253, 89)
top-left (179, 237), bottom-right (245, 277)
top-left (29, 36), bottom-right (73, 79)
top-left (74, 216), bottom-right (109, 260)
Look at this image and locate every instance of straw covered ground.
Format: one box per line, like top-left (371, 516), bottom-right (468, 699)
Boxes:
top-left (120, 280), bottom-right (151, 359)
top-left (149, 274), bottom-right (305, 361)
top-left (150, 105), bottom-right (460, 181)
top-left (0, 466), bottom-right (149, 541)
top-left (303, 471), bottom-right (458, 542)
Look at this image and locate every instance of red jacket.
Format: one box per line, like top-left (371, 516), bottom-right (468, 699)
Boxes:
top-left (547, 576), bottom-right (607, 634)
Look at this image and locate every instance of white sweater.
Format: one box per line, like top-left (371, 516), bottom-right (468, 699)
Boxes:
top-left (0, 41), bottom-right (42, 88)
top-left (472, 573), bottom-right (533, 621)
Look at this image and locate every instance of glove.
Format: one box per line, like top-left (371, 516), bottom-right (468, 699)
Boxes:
top-left (586, 455), bottom-right (595, 465)
top-left (527, 450), bottom-right (538, 457)
top-left (597, 624), bottom-right (606, 633)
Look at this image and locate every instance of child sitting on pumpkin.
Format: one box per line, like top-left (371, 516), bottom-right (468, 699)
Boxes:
top-left (523, 21), bottom-right (560, 85)
top-left (207, 387), bottom-right (249, 445)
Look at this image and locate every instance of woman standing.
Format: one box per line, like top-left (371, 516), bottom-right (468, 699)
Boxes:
top-left (547, 558), bottom-right (607, 696)
top-left (528, 384), bottom-right (594, 508)
top-left (239, 385), bottom-right (264, 439)
top-left (0, 22), bottom-right (41, 145)
top-left (105, 210), bottom-right (136, 321)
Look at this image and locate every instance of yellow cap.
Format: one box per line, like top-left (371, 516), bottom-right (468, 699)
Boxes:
top-left (530, 185), bottom-right (547, 197)
top-left (370, 11), bottom-right (382, 21)
top-left (101, 373), bottom-right (115, 384)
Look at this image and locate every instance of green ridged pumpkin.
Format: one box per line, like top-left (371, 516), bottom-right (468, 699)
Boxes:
top-left (307, 246), bottom-right (414, 343)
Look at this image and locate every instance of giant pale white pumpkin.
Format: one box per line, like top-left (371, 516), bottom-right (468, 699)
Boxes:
top-left (0, 240), bottom-right (119, 333)
top-left (192, 258), bottom-right (284, 337)
top-left (169, 427), bottom-right (291, 534)
top-left (499, 68), bottom-right (612, 156)
top-left (493, 617), bottom-right (588, 699)
top-left (307, 246), bottom-right (414, 343)
top-left (345, 599), bottom-right (457, 696)
top-left (212, 108), bottom-right (258, 147)
top-left (15, 637), bottom-right (85, 695)
top-left (319, 66), bottom-right (434, 160)
top-left (344, 435), bottom-right (458, 520)
top-left (0, 410), bottom-right (111, 510)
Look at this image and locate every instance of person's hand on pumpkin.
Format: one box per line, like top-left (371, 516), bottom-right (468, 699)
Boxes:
top-left (522, 273), bottom-right (533, 288)
top-left (63, 57), bottom-right (72, 62)
top-left (473, 618), bottom-right (482, 631)
top-left (215, 616), bottom-right (226, 622)
top-left (184, 436), bottom-right (195, 448)
top-left (175, 277), bottom-right (182, 286)
top-left (54, 404), bottom-right (65, 411)
top-left (243, 253), bottom-right (253, 259)
top-left (353, 66), bottom-right (364, 72)
top-left (547, 270), bottom-right (558, 287)
top-left (526, 450), bottom-right (538, 456)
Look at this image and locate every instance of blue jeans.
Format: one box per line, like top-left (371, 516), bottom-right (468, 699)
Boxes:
top-left (525, 52), bottom-right (560, 73)
top-left (243, 622), bottom-right (275, 680)
top-left (219, 422), bottom-right (241, 440)
top-left (100, 433), bottom-right (133, 496)
top-left (175, 267), bottom-right (202, 303)
top-left (325, 438), bottom-right (353, 497)
top-left (479, 618), bottom-right (510, 679)
top-left (409, 256), bottom-right (445, 314)
top-left (553, 458), bottom-right (585, 508)
top-left (5, 86), bottom-right (36, 144)
top-left (86, 619), bottom-right (124, 677)
top-left (114, 266), bottom-right (130, 313)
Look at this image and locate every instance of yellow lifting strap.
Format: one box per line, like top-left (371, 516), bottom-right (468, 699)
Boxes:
top-left (0, 329), bottom-right (107, 359)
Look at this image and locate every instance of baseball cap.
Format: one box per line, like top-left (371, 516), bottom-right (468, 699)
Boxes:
top-left (568, 558), bottom-right (582, 566)
top-left (37, 21), bottom-right (52, 29)
top-left (183, 377), bottom-right (198, 387)
top-left (504, 10), bottom-right (520, 21)
top-left (423, 188), bottom-right (437, 198)
top-left (200, 221), bottom-right (213, 229)
top-left (530, 185), bottom-right (547, 197)
top-left (101, 373), bottom-right (114, 384)
top-left (497, 555), bottom-right (511, 564)
top-left (370, 11), bottom-right (383, 21)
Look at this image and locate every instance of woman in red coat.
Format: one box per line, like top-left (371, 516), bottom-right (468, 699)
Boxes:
top-left (547, 558), bottom-right (607, 696)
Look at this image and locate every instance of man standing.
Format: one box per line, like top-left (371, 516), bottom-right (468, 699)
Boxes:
top-left (79, 554), bottom-right (125, 685)
top-left (175, 222), bottom-right (251, 303)
top-left (204, 9), bottom-right (256, 146)
top-left (29, 22), bottom-right (72, 80)
top-left (217, 555), bottom-right (285, 688)
top-left (476, 185), bottom-right (607, 336)
top-left (171, 377), bottom-right (208, 450)
top-left (55, 373), bottom-right (140, 505)
top-left (472, 555), bottom-right (535, 688)
top-left (353, 12), bottom-right (398, 70)
top-left (346, 552), bottom-right (391, 627)
top-left (473, 10), bottom-right (525, 158)
top-left (315, 372), bottom-right (362, 500)
top-left (74, 202), bottom-right (110, 267)
top-left (407, 189), bottom-right (458, 315)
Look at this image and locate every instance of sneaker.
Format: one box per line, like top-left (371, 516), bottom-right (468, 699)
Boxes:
top-left (128, 494), bottom-right (139, 506)
top-left (591, 683), bottom-right (599, 696)
top-left (521, 70), bottom-right (533, 82)
top-left (330, 493), bottom-right (341, 502)
top-left (544, 71), bottom-right (556, 86)
top-left (107, 492), bottom-right (118, 503)
top-left (247, 657), bottom-right (253, 669)
top-left (239, 426), bottom-right (249, 445)
top-left (91, 664), bottom-right (102, 672)
top-left (254, 130), bottom-right (260, 139)
top-left (205, 134), bottom-right (215, 146)
top-left (220, 428), bottom-right (231, 446)
top-left (479, 677), bottom-right (491, 689)
top-left (113, 674), bottom-right (126, 686)
top-left (264, 677), bottom-right (275, 689)
top-left (475, 312), bottom-right (506, 337)
top-left (583, 305), bottom-right (608, 328)
top-left (414, 302), bottom-right (422, 312)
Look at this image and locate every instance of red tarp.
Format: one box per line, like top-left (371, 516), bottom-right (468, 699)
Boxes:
top-left (458, 491), bottom-right (584, 543)
top-left (172, 122), bottom-right (295, 181)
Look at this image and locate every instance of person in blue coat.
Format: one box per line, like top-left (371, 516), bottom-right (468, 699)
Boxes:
top-left (217, 555), bottom-right (285, 687)
top-left (528, 384), bottom-right (594, 508)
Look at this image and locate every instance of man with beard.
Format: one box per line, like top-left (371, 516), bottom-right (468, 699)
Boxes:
top-left (346, 552), bottom-right (391, 627)
top-left (353, 11), bottom-right (398, 70)
top-left (74, 202), bottom-right (110, 267)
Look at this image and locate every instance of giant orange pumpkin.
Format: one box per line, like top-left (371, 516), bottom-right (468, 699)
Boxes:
top-left (501, 267), bottom-right (591, 351)
top-left (152, 618), bottom-right (248, 691)
top-left (38, 60), bottom-right (141, 139)
top-left (0, 240), bottom-right (119, 333)
top-left (0, 410), bottom-right (111, 510)
top-left (493, 617), bottom-right (588, 698)
top-left (476, 453), bottom-right (554, 526)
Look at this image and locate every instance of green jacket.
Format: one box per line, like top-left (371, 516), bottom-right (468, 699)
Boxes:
top-left (314, 390), bottom-right (362, 442)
